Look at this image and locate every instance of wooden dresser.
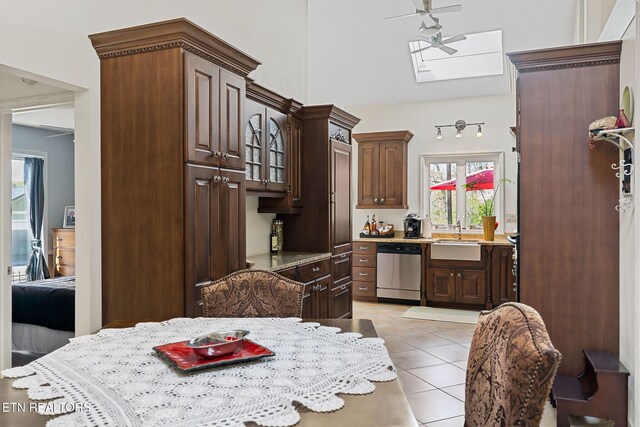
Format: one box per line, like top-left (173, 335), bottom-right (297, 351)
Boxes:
top-left (52, 228), bottom-right (75, 277)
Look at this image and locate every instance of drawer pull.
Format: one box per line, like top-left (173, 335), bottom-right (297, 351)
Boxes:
top-left (358, 286), bottom-right (368, 291)
top-left (358, 259), bottom-right (368, 263)
top-left (341, 254), bottom-right (346, 258)
top-left (359, 246), bottom-right (369, 250)
top-left (341, 285), bottom-right (347, 291)
top-left (312, 267), bottom-right (320, 272)
top-left (57, 238), bottom-right (63, 242)
top-left (57, 256), bottom-right (63, 260)
top-left (358, 272), bottom-right (368, 276)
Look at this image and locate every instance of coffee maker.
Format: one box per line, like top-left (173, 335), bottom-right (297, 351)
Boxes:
top-left (403, 214), bottom-right (421, 239)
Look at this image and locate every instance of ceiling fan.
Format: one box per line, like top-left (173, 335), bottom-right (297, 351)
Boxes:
top-left (411, 32), bottom-right (467, 55)
top-left (418, 16), bottom-right (442, 37)
top-left (387, 0), bottom-right (462, 20)
top-left (41, 125), bottom-right (74, 138)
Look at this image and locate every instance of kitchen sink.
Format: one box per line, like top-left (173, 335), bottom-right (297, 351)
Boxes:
top-left (433, 238), bottom-right (480, 244)
top-left (431, 240), bottom-right (481, 261)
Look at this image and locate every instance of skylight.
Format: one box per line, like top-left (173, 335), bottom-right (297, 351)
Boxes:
top-left (409, 30), bottom-right (504, 83)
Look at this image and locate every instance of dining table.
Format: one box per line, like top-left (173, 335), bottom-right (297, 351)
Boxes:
top-left (1, 318), bottom-right (418, 427)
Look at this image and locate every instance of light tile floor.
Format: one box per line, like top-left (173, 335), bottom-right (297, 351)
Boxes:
top-left (353, 301), bottom-right (557, 427)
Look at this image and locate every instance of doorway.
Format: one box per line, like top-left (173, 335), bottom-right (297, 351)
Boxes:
top-left (0, 69), bottom-right (77, 369)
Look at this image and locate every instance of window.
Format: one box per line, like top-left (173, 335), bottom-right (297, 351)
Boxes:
top-left (420, 153), bottom-right (504, 232)
top-left (11, 157), bottom-right (30, 273)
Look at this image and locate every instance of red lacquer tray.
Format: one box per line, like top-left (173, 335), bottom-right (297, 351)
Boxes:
top-left (154, 339), bottom-right (275, 372)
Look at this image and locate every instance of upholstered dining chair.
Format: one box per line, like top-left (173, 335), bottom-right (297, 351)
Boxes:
top-left (464, 302), bottom-right (562, 427)
top-left (201, 269), bottom-right (305, 318)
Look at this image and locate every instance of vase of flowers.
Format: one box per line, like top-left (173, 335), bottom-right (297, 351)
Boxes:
top-left (464, 177), bottom-right (513, 241)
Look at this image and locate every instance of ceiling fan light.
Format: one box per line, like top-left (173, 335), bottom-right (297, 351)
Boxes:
top-left (436, 127), bottom-right (443, 140)
top-left (455, 129), bottom-right (462, 138)
top-left (476, 125), bottom-right (483, 138)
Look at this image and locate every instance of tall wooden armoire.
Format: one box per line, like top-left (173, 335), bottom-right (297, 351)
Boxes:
top-left (508, 42), bottom-right (622, 376)
top-left (90, 19), bottom-right (260, 324)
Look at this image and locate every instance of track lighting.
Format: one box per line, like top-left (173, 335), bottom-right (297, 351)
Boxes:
top-left (434, 120), bottom-right (485, 139)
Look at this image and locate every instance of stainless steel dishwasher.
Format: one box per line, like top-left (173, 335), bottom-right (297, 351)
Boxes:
top-left (376, 243), bottom-right (421, 302)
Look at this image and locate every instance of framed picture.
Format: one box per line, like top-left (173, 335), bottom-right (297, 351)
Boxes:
top-left (63, 206), bottom-right (76, 228)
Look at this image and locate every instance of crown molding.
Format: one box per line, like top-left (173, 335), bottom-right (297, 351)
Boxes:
top-left (246, 82), bottom-right (303, 115)
top-left (299, 105), bottom-right (361, 129)
top-left (352, 130), bottom-right (414, 144)
top-left (507, 41), bottom-right (622, 73)
top-left (89, 18), bottom-right (261, 77)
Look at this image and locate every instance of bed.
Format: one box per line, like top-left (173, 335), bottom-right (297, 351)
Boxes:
top-left (12, 276), bottom-right (75, 354)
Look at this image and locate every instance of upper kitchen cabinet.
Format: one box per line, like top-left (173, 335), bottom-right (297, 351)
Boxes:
top-left (280, 105), bottom-right (360, 255)
top-left (185, 52), bottom-right (246, 170)
top-left (244, 83), bottom-right (290, 195)
top-left (353, 131), bottom-right (413, 209)
top-left (90, 18), bottom-right (259, 324)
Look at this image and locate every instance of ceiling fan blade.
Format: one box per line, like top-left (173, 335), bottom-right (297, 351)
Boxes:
top-left (442, 34), bottom-right (466, 44)
top-left (45, 132), bottom-right (74, 138)
top-left (386, 12), bottom-right (418, 20)
top-left (430, 4), bottom-right (462, 14)
top-left (439, 45), bottom-right (458, 55)
top-left (410, 45), bottom-right (433, 54)
top-left (411, 0), bottom-right (430, 12)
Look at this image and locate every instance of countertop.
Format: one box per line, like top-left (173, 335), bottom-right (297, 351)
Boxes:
top-left (248, 252), bottom-right (332, 271)
top-left (353, 232), bottom-right (514, 246)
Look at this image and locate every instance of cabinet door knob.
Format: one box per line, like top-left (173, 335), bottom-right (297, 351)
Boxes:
top-left (57, 256), bottom-right (62, 260)
top-left (223, 177), bottom-right (230, 183)
top-left (57, 237), bottom-right (63, 242)
top-left (214, 151), bottom-right (222, 158)
top-left (222, 152), bottom-right (229, 160)
top-left (457, 273), bottom-right (461, 277)
top-left (450, 273), bottom-right (454, 276)
top-left (312, 267), bottom-right (320, 272)
top-left (374, 198), bottom-right (378, 203)
top-left (380, 198), bottom-right (385, 204)
top-left (213, 176), bottom-right (222, 183)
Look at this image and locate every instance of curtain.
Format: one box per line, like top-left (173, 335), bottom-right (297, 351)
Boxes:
top-left (24, 157), bottom-right (50, 281)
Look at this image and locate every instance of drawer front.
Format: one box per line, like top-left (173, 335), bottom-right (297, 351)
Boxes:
top-left (53, 230), bottom-right (75, 248)
top-left (55, 248), bottom-right (75, 267)
top-left (353, 281), bottom-right (376, 299)
top-left (275, 266), bottom-right (297, 281)
top-left (332, 252), bottom-right (352, 284)
top-left (353, 266), bottom-right (375, 283)
top-left (353, 254), bottom-right (376, 268)
top-left (297, 258), bottom-right (331, 283)
top-left (353, 242), bottom-right (376, 255)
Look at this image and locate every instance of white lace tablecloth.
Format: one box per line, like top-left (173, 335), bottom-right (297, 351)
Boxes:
top-left (2, 317), bottom-right (397, 427)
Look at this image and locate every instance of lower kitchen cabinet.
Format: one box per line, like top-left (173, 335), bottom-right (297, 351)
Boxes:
top-left (352, 242), bottom-right (377, 302)
top-left (425, 244), bottom-right (513, 309)
top-left (302, 275), bottom-right (331, 319)
top-left (330, 281), bottom-right (352, 319)
top-left (271, 255), bottom-right (352, 319)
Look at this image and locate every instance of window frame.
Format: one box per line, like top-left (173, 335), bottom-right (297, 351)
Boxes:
top-left (419, 151), bottom-right (505, 233)
top-left (12, 150), bottom-right (48, 268)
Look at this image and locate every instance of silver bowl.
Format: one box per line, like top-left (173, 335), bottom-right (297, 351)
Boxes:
top-left (186, 330), bottom-right (250, 359)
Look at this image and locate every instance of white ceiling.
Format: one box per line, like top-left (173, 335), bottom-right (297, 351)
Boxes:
top-left (0, 70), bottom-right (74, 129)
top-left (308, 0), bottom-right (579, 106)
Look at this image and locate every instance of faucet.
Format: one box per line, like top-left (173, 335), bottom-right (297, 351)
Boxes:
top-left (456, 218), bottom-right (462, 240)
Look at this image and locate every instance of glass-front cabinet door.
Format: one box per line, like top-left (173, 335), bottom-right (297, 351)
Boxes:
top-left (244, 99), bottom-right (287, 193)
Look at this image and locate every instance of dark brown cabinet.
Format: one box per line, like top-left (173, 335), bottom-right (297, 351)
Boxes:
top-left (331, 281), bottom-right (352, 319)
top-left (489, 245), bottom-right (516, 306)
top-left (91, 19), bottom-right (259, 325)
top-left (245, 98), bottom-right (288, 193)
top-left (508, 42), bottom-right (621, 375)
top-left (353, 131), bottom-right (412, 209)
top-left (185, 52), bottom-right (245, 170)
top-left (184, 167), bottom-right (246, 316)
top-left (426, 268), bottom-right (485, 305)
top-left (352, 242), bottom-right (377, 302)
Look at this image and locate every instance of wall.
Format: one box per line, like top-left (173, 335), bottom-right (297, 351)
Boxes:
top-left (0, 0), bottom-right (309, 338)
top-left (346, 94), bottom-right (517, 239)
top-left (12, 124), bottom-right (75, 233)
top-left (246, 197), bottom-right (276, 257)
top-left (621, 10), bottom-right (639, 426)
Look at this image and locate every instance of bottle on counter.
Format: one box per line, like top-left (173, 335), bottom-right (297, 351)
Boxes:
top-left (363, 215), bottom-right (371, 235)
top-left (371, 214), bottom-right (378, 235)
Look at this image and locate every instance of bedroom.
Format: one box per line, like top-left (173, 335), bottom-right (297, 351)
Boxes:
top-left (7, 98), bottom-right (76, 366)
